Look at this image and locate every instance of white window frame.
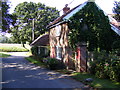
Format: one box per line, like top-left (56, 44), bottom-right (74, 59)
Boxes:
top-left (56, 46), bottom-right (62, 60)
top-left (55, 25), bottom-right (61, 37)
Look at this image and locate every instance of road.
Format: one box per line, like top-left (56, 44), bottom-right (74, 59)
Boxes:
top-left (1, 52), bottom-right (87, 88)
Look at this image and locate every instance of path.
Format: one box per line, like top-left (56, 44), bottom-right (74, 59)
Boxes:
top-left (1, 52), bottom-right (87, 88)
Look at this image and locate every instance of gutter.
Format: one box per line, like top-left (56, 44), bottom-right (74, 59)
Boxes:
top-left (46, 20), bottom-right (68, 29)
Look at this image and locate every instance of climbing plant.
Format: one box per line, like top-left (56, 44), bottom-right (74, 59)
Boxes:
top-left (68, 2), bottom-right (119, 52)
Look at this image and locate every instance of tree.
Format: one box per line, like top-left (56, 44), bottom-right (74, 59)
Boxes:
top-left (11, 2), bottom-right (59, 44)
top-left (0, 33), bottom-right (13, 43)
top-left (113, 1), bottom-right (120, 21)
top-left (1, 0), bottom-right (16, 32)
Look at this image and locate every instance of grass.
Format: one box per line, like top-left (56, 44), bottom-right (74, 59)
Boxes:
top-left (0, 53), bottom-right (11, 58)
top-left (25, 56), bottom-right (46, 68)
top-left (25, 56), bottom-right (120, 88)
top-left (25, 52), bottom-right (32, 56)
top-left (0, 43), bottom-right (29, 52)
top-left (71, 72), bottom-right (120, 88)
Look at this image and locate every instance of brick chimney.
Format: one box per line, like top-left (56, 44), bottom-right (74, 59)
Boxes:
top-left (63, 4), bottom-right (70, 14)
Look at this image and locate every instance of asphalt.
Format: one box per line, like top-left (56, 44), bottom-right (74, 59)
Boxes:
top-left (1, 52), bottom-right (87, 89)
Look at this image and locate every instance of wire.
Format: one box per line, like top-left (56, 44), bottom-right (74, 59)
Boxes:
top-left (58, 0), bottom-right (75, 14)
top-left (68, 0), bottom-right (75, 6)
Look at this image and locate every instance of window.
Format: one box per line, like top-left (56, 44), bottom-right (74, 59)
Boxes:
top-left (56, 46), bottom-right (62, 60)
top-left (55, 25), bottom-right (61, 37)
top-left (38, 46), bottom-right (41, 55)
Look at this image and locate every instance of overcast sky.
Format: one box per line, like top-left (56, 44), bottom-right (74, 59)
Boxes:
top-left (8, 0), bottom-right (118, 15)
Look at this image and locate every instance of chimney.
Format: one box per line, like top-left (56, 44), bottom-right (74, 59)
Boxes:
top-left (63, 4), bottom-right (70, 14)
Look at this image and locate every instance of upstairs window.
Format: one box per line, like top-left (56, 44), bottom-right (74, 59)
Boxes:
top-left (55, 25), bottom-right (61, 37)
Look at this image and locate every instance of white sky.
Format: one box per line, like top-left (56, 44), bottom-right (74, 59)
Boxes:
top-left (8, 0), bottom-right (119, 15)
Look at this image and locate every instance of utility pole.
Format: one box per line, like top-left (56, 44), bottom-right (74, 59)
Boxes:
top-left (32, 18), bottom-right (35, 41)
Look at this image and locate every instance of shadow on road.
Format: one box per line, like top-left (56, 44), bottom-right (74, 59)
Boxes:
top-left (1, 54), bottom-right (87, 88)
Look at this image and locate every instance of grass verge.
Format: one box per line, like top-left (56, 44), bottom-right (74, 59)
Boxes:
top-left (25, 56), bottom-right (120, 88)
top-left (25, 56), bottom-right (46, 68)
top-left (0, 53), bottom-right (11, 58)
top-left (71, 72), bottom-right (120, 88)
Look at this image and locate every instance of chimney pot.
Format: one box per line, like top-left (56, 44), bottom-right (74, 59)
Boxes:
top-left (63, 4), bottom-right (70, 14)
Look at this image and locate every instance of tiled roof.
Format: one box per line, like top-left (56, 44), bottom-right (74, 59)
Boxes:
top-left (47, 3), bottom-right (83, 28)
top-left (30, 34), bottom-right (49, 46)
top-left (47, 1), bottom-right (120, 36)
top-left (108, 15), bottom-right (120, 35)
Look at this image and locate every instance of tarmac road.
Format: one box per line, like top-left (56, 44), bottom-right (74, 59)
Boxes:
top-left (1, 52), bottom-right (87, 89)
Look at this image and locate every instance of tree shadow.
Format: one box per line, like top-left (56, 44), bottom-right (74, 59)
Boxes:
top-left (1, 56), bottom-right (86, 88)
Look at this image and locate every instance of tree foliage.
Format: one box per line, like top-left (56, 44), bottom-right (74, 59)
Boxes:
top-left (113, 1), bottom-right (120, 21)
top-left (1, 0), bottom-right (15, 32)
top-left (11, 2), bottom-right (59, 44)
top-left (68, 2), bottom-right (119, 52)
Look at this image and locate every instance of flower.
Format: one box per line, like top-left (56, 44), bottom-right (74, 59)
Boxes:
top-left (105, 63), bottom-right (109, 66)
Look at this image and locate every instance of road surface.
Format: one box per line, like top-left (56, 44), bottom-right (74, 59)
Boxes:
top-left (1, 52), bottom-right (87, 88)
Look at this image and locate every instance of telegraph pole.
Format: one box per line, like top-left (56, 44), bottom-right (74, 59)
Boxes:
top-left (32, 18), bottom-right (35, 41)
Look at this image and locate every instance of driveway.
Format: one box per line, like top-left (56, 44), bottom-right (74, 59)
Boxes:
top-left (1, 52), bottom-right (87, 88)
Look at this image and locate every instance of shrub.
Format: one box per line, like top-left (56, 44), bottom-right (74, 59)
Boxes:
top-left (43, 58), bottom-right (65, 70)
top-left (109, 60), bottom-right (120, 82)
top-left (31, 46), bottom-right (38, 56)
top-left (89, 50), bottom-right (120, 82)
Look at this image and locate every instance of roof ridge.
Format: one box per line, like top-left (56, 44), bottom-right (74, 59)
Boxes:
top-left (30, 33), bottom-right (49, 46)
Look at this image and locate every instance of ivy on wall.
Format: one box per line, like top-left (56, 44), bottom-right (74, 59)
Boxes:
top-left (68, 2), bottom-right (119, 52)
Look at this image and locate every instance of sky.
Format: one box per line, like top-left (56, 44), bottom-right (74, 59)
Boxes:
top-left (8, 0), bottom-right (118, 15)
top-left (3, 0), bottom-right (119, 37)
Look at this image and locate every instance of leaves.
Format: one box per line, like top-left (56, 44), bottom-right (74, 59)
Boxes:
top-left (1, 1), bottom-right (15, 32)
top-left (68, 2), bottom-right (119, 52)
top-left (11, 2), bottom-right (59, 44)
top-left (113, 1), bottom-right (120, 21)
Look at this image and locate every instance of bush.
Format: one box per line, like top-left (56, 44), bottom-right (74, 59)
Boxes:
top-left (31, 46), bottom-right (38, 56)
top-left (89, 50), bottom-right (120, 82)
top-left (43, 58), bottom-right (65, 70)
top-left (109, 60), bottom-right (120, 82)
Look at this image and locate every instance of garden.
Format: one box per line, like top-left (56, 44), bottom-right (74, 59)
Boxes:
top-left (27, 2), bottom-right (120, 88)
top-left (26, 46), bottom-right (120, 88)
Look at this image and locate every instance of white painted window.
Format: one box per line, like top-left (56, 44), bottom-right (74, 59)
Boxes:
top-left (55, 25), bottom-right (61, 37)
top-left (56, 46), bottom-right (62, 60)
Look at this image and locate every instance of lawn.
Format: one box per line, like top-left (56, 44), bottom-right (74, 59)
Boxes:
top-left (71, 72), bottom-right (120, 88)
top-left (0, 43), bottom-right (30, 52)
top-left (0, 53), bottom-right (11, 58)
